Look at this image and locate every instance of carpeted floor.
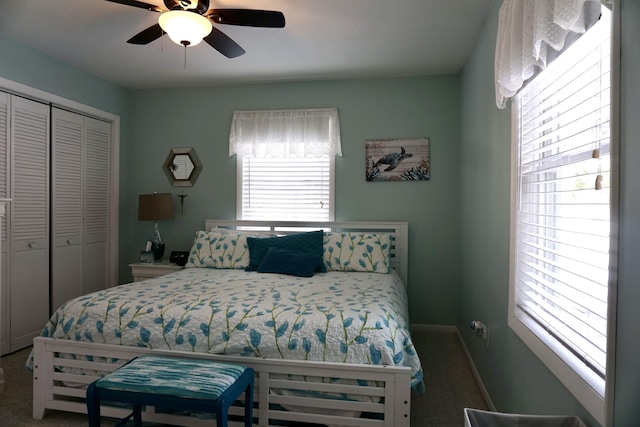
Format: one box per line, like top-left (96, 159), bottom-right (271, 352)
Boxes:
top-left (410, 330), bottom-right (489, 426)
top-left (0, 329), bottom-right (488, 426)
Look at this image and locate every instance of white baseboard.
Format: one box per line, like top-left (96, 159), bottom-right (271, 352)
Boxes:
top-left (454, 327), bottom-right (496, 411)
top-left (411, 323), bottom-right (496, 411)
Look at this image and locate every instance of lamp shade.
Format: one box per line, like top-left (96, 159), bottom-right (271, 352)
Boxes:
top-left (158, 10), bottom-right (213, 47)
top-left (138, 193), bottom-right (174, 221)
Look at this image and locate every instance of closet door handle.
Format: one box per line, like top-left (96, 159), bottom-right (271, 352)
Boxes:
top-left (28, 241), bottom-right (36, 248)
top-left (67, 239), bottom-right (73, 244)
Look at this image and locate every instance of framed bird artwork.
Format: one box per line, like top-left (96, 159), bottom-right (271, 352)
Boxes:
top-left (365, 137), bottom-right (430, 181)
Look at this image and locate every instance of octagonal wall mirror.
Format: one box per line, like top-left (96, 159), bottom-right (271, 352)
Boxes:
top-left (163, 148), bottom-right (203, 187)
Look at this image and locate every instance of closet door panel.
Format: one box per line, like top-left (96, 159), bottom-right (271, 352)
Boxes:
top-left (0, 252), bottom-right (6, 355)
top-left (84, 117), bottom-right (110, 294)
top-left (11, 97), bottom-right (49, 247)
top-left (52, 111), bottom-right (111, 301)
top-left (0, 92), bottom-right (8, 354)
top-left (10, 249), bottom-right (48, 349)
top-left (51, 244), bottom-right (82, 311)
top-left (51, 109), bottom-right (83, 311)
top-left (85, 239), bottom-right (107, 294)
top-left (10, 96), bottom-right (49, 352)
top-left (0, 92), bottom-right (8, 236)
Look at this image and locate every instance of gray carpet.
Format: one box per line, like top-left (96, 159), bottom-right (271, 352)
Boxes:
top-left (0, 330), bottom-right (488, 426)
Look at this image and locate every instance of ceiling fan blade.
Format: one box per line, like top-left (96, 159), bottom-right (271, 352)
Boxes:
top-left (127, 23), bottom-right (164, 45)
top-left (203, 27), bottom-right (245, 58)
top-left (206, 9), bottom-right (285, 28)
top-left (104, 0), bottom-right (164, 13)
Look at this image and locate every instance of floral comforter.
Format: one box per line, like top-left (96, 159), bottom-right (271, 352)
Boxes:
top-left (31, 268), bottom-right (423, 389)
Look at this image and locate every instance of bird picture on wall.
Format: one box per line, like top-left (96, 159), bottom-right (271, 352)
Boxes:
top-left (366, 138), bottom-right (430, 181)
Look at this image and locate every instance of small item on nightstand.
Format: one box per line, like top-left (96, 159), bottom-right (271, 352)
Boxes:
top-left (140, 241), bottom-right (154, 263)
top-left (140, 251), bottom-right (154, 263)
top-left (170, 250), bottom-right (189, 266)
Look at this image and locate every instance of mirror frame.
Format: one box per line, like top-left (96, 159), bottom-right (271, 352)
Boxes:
top-left (163, 147), bottom-right (203, 187)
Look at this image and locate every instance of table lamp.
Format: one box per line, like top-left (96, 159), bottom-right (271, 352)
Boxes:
top-left (138, 193), bottom-right (174, 261)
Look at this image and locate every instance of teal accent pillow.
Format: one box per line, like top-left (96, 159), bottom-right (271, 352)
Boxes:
top-left (257, 248), bottom-right (323, 277)
top-left (246, 230), bottom-right (326, 272)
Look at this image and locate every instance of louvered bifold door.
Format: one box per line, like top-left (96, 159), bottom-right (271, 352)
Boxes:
top-left (10, 96), bottom-right (50, 352)
top-left (51, 109), bottom-right (83, 312)
top-left (83, 116), bottom-right (110, 295)
top-left (0, 92), bottom-right (9, 354)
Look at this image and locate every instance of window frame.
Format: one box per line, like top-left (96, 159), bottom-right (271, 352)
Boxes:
top-left (236, 155), bottom-right (336, 222)
top-left (507, 6), bottom-right (619, 426)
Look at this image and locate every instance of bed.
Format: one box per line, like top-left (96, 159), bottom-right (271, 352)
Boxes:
top-left (30, 220), bottom-right (422, 427)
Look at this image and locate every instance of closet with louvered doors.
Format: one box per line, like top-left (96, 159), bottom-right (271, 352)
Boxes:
top-left (0, 92), bottom-right (50, 353)
top-left (51, 108), bottom-right (110, 313)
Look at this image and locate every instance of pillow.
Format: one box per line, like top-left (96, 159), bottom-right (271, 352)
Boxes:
top-left (185, 231), bottom-right (250, 269)
top-left (246, 230), bottom-right (326, 272)
top-left (323, 232), bottom-right (392, 273)
top-left (257, 247), bottom-right (323, 277)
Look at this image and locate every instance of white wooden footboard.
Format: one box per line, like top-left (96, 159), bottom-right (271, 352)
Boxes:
top-left (32, 337), bottom-right (411, 427)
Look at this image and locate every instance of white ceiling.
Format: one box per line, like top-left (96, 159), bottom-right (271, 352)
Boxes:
top-left (0, 0), bottom-right (493, 90)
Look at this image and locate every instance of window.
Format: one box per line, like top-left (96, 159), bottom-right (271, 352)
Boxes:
top-left (229, 108), bottom-right (341, 221)
top-left (238, 156), bottom-right (334, 221)
top-left (509, 8), bottom-right (614, 424)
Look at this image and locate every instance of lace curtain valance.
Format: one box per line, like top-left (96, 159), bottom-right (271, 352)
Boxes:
top-left (494, 0), bottom-right (605, 109)
top-left (229, 108), bottom-right (342, 158)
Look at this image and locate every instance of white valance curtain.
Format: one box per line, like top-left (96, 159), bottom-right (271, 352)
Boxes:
top-left (494, 0), bottom-right (605, 109)
top-left (229, 108), bottom-right (342, 158)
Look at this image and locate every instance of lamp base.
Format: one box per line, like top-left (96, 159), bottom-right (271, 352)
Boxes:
top-left (149, 221), bottom-right (165, 261)
top-left (151, 242), bottom-right (165, 261)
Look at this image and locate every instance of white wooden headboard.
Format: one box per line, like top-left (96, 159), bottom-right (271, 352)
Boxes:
top-left (204, 219), bottom-right (409, 285)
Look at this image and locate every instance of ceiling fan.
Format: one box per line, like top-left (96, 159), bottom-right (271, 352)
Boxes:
top-left (105, 0), bottom-right (285, 58)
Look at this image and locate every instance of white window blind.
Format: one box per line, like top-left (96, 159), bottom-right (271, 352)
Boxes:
top-left (511, 5), bottom-right (612, 412)
top-left (239, 156), bottom-right (332, 221)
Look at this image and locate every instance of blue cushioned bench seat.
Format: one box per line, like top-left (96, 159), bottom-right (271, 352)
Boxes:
top-left (86, 355), bottom-right (254, 427)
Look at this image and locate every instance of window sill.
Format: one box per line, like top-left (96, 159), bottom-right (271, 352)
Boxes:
top-left (508, 314), bottom-right (605, 425)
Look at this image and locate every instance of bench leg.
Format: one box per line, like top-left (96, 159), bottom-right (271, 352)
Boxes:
top-left (133, 405), bottom-right (143, 426)
top-left (216, 399), bottom-right (228, 427)
top-left (245, 381), bottom-right (254, 427)
top-left (86, 382), bottom-right (101, 427)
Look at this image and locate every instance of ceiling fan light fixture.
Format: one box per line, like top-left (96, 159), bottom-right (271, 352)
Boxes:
top-left (158, 10), bottom-right (212, 47)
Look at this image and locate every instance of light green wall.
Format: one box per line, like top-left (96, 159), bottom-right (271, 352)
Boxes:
top-left (0, 35), bottom-right (130, 116)
top-left (459, 1), bottom-right (640, 426)
top-left (126, 76), bottom-right (462, 325)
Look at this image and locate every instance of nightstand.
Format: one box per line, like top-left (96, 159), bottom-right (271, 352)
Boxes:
top-left (129, 261), bottom-right (183, 282)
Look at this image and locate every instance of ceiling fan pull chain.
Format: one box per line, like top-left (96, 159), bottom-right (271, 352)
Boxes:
top-left (184, 45), bottom-right (187, 69)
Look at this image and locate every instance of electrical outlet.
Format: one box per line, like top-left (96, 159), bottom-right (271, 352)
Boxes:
top-left (470, 320), bottom-right (488, 339)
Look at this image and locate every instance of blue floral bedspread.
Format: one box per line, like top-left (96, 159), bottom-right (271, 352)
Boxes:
top-left (31, 268), bottom-right (423, 389)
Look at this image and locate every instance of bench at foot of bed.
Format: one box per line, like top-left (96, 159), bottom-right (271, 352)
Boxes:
top-left (86, 356), bottom-right (254, 427)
